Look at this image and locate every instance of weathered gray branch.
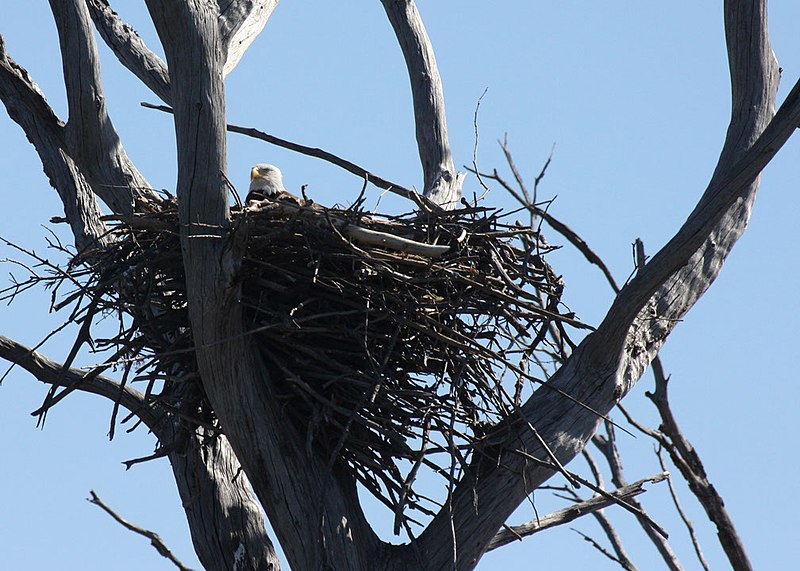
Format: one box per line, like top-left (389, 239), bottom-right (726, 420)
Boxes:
top-left (415, 2), bottom-right (790, 568)
top-left (88, 0), bottom-right (276, 106)
top-left (0, 35), bottom-right (109, 250)
top-left (381, 0), bottom-right (464, 208)
top-left (0, 334), bottom-right (278, 570)
top-left (218, 0), bottom-right (279, 76)
top-left (5, 2), bottom-right (792, 569)
top-left (170, 429), bottom-right (281, 571)
top-left (486, 473), bottom-right (667, 552)
top-left (0, 335), bottom-right (160, 430)
top-left (343, 224), bottom-right (450, 257)
top-left (49, 0), bottom-right (157, 214)
top-left (647, 359), bottom-right (751, 569)
top-left (88, 490), bottom-right (196, 571)
top-left (87, 0), bottom-right (172, 103)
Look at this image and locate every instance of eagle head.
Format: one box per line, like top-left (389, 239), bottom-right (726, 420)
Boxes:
top-left (248, 163), bottom-right (287, 199)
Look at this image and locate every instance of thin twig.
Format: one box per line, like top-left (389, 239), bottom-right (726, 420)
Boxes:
top-left (572, 527), bottom-right (634, 569)
top-left (88, 491), bottom-right (195, 571)
top-left (581, 449), bottom-right (638, 569)
top-left (656, 448), bottom-right (711, 571)
top-left (140, 102), bottom-right (433, 209)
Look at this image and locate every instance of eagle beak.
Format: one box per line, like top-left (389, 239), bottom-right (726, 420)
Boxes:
top-left (250, 166), bottom-right (259, 181)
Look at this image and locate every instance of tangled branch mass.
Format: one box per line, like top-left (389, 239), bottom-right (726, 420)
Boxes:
top-left (37, 199), bottom-right (582, 527)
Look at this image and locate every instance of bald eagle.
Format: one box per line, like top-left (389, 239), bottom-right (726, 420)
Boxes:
top-left (246, 163), bottom-right (300, 203)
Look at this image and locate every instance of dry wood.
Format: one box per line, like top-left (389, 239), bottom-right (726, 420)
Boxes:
top-left (486, 472), bottom-right (667, 551)
top-left (646, 359), bottom-right (752, 570)
top-left (0, 334), bottom-right (278, 570)
top-left (593, 425), bottom-right (684, 570)
top-left (142, 101), bottom-right (430, 208)
top-left (49, 0), bottom-right (157, 215)
top-left (87, 0), bottom-right (171, 103)
top-left (381, 0), bottom-right (465, 208)
top-left (88, 491), bottom-right (196, 571)
top-left (88, 0), bottom-right (277, 105)
top-left (0, 35), bottom-right (110, 250)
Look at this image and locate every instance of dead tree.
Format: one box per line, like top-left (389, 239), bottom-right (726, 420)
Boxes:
top-left (0, 1), bottom-right (797, 570)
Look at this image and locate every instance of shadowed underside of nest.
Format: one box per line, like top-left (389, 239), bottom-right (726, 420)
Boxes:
top-left (53, 199), bottom-right (581, 527)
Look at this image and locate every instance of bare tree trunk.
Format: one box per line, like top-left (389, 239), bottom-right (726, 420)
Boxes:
top-left (170, 433), bottom-right (281, 570)
top-left (144, 1), bottom-right (381, 568)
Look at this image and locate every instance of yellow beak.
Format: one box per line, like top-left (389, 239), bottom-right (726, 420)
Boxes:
top-left (250, 166), bottom-right (259, 181)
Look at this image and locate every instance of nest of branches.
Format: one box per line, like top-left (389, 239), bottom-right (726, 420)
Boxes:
top-left (42, 196), bottom-right (580, 526)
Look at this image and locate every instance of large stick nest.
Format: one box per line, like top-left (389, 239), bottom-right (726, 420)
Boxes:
top-left (52, 197), bottom-right (582, 527)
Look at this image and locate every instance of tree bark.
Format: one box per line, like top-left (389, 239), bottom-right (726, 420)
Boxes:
top-left (2, 2), bottom-right (797, 569)
top-left (87, 0), bottom-right (172, 103)
top-left (0, 34), bottom-right (109, 250)
top-left (170, 432), bottom-right (281, 571)
top-left (144, 1), bottom-right (382, 568)
top-left (88, 0), bottom-right (278, 106)
top-left (49, 0), bottom-right (157, 214)
top-left (381, 0), bottom-right (464, 208)
top-left (218, 0), bottom-right (279, 77)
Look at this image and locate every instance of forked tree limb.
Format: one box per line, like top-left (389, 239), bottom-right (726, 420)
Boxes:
top-left (88, 0), bottom-right (277, 106)
top-left (381, 0), bottom-right (464, 209)
top-left (0, 34), bottom-right (110, 250)
top-left (3, 2), bottom-right (792, 570)
top-left (169, 429), bottom-right (282, 571)
top-left (87, 0), bottom-right (172, 103)
top-left (217, 0), bottom-right (279, 77)
top-left (0, 335), bottom-right (161, 431)
top-left (48, 0), bottom-right (158, 215)
top-left (646, 359), bottom-right (752, 570)
top-left (416, 2), bottom-right (791, 568)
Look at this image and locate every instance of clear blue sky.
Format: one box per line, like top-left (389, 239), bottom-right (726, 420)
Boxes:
top-left (1, 3), bottom-right (798, 570)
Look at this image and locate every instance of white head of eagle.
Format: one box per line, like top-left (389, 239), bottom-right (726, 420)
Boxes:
top-left (247, 163), bottom-right (288, 202)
